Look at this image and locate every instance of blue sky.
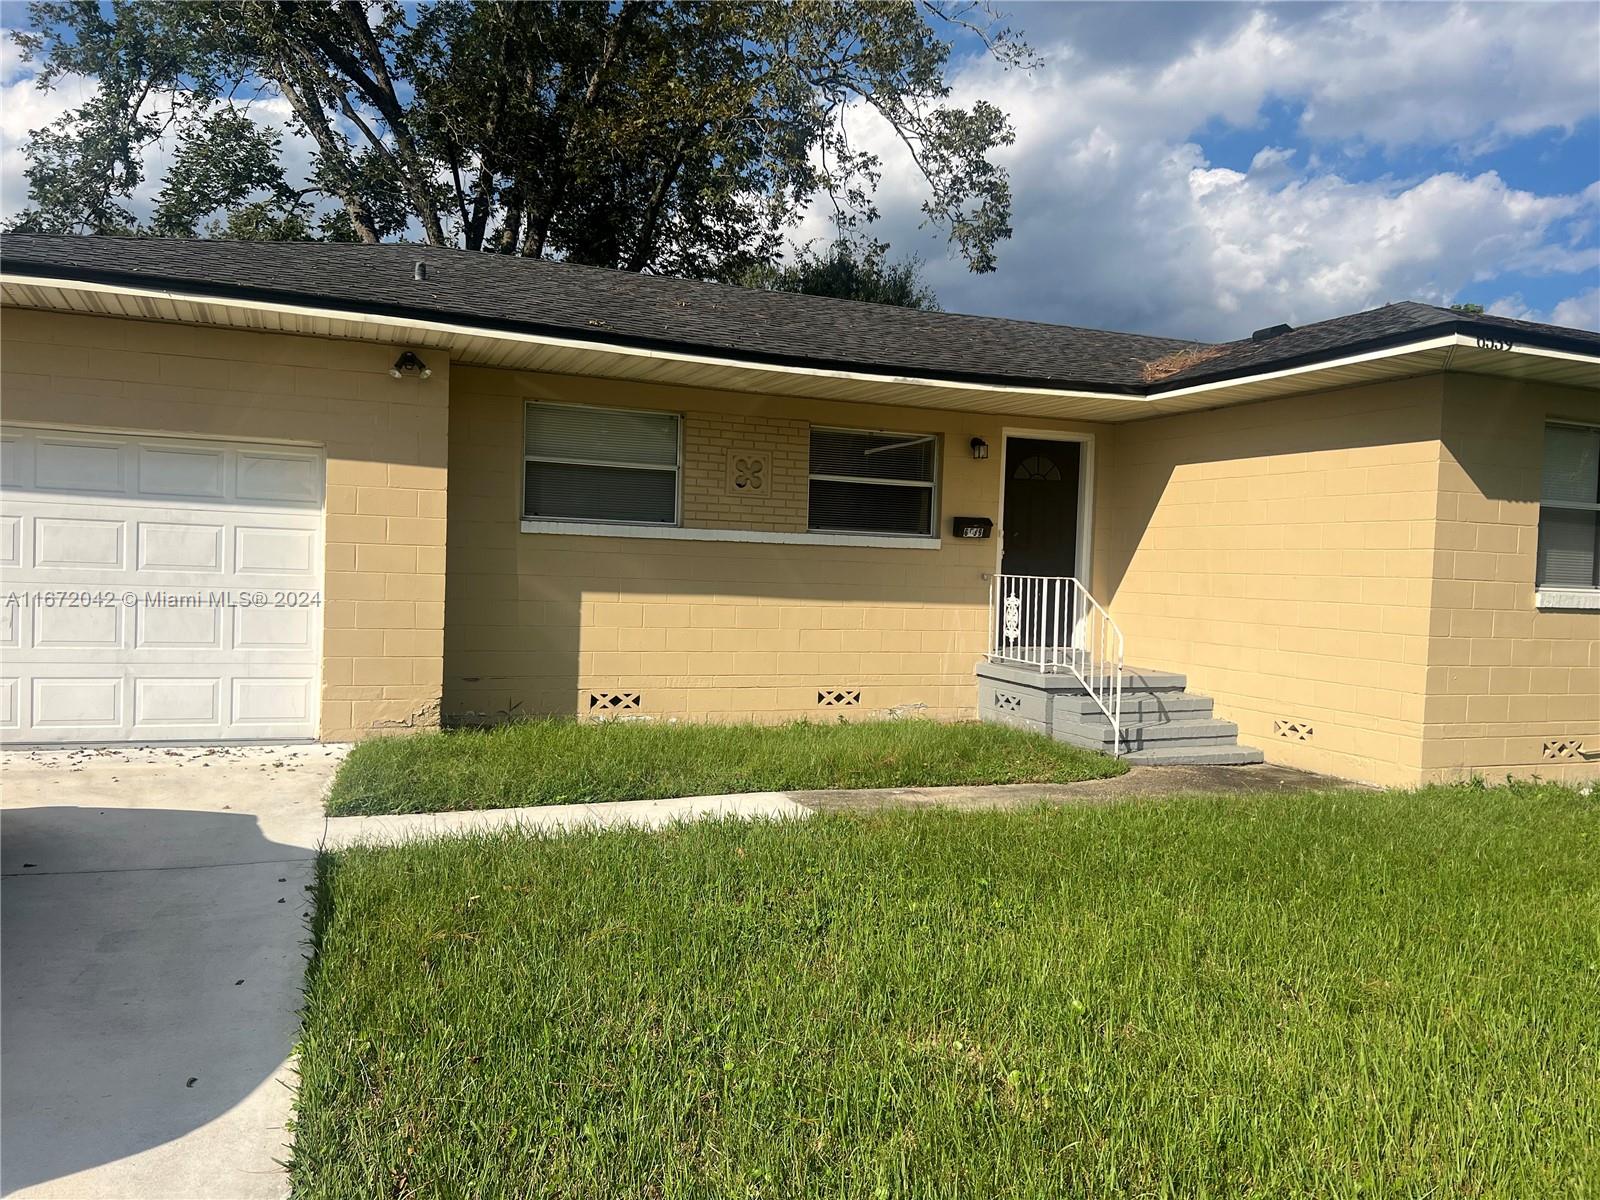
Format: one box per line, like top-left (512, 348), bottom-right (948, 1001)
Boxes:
top-left (815, 1), bottom-right (1600, 338)
top-left (3, 1), bottom-right (1597, 341)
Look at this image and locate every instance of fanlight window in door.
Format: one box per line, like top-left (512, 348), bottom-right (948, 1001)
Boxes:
top-left (1012, 454), bottom-right (1061, 481)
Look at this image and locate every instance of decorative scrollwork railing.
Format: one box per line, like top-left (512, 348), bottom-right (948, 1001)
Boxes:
top-left (988, 574), bottom-right (1126, 755)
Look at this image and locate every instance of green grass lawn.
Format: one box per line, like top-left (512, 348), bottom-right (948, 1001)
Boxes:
top-left (291, 784), bottom-right (1598, 1198)
top-left (324, 718), bottom-right (1124, 815)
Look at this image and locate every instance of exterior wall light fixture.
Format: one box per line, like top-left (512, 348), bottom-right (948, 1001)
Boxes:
top-left (970, 437), bottom-right (990, 460)
top-left (390, 350), bottom-right (432, 380)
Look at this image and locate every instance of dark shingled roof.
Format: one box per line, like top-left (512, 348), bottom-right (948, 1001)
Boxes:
top-left (1152, 300), bottom-right (1600, 389)
top-left (0, 234), bottom-right (1192, 394)
top-left (2, 234), bottom-right (1596, 394)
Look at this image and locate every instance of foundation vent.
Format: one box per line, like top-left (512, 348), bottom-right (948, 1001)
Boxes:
top-left (1274, 719), bottom-right (1314, 742)
top-left (589, 691), bottom-right (642, 712)
top-left (993, 691), bottom-right (1024, 713)
top-left (1543, 738), bottom-right (1586, 761)
top-left (817, 688), bottom-right (861, 708)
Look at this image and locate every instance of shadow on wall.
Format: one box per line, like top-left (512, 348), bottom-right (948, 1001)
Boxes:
top-left (0, 807), bottom-right (312, 1195)
top-left (440, 543), bottom-right (993, 725)
top-left (1096, 378), bottom-right (1456, 611)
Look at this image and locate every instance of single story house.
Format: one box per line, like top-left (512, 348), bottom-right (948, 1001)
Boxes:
top-left (1, 233), bottom-right (1596, 786)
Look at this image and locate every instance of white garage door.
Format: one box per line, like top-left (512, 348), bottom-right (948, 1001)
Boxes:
top-left (0, 427), bottom-right (324, 744)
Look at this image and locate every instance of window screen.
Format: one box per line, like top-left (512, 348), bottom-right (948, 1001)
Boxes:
top-left (809, 428), bottom-right (938, 536)
top-left (1538, 423), bottom-right (1600, 590)
top-left (524, 402), bottom-right (679, 524)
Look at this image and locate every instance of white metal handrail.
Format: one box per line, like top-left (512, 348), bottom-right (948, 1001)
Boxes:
top-left (988, 574), bottom-right (1126, 755)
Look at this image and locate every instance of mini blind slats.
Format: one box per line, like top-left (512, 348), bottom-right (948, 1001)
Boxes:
top-left (524, 403), bottom-right (679, 524)
top-left (810, 429), bottom-right (936, 483)
top-left (808, 428), bottom-right (937, 536)
top-left (1541, 425), bottom-right (1600, 506)
top-left (525, 403), bottom-right (679, 467)
top-left (525, 461), bottom-right (677, 524)
top-left (1538, 424), bottom-right (1600, 589)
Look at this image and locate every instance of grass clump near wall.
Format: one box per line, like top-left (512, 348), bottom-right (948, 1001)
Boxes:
top-left (292, 784), bottom-right (1598, 1198)
top-left (324, 718), bottom-right (1125, 815)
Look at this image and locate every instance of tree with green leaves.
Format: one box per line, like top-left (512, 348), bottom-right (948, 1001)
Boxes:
top-left (10, 1), bottom-right (1034, 280)
top-left (746, 240), bottom-right (941, 309)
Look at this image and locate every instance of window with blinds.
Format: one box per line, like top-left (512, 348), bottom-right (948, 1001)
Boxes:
top-left (1537, 423), bottom-right (1600, 590)
top-left (809, 427), bottom-right (938, 536)
top-left (524, 402), bottom-right (680, 524)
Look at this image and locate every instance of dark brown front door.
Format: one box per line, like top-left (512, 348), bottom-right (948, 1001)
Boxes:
top-left (998, 438), bottom-right (1081, 652)
top-left (1001, 437), bottom-right (1080, 579)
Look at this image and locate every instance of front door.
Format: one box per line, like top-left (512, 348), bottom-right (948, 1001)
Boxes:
top-left (998, 438), bottom-right (1081, 653)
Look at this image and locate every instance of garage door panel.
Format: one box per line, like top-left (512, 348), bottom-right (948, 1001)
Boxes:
top-left (0, 434), bottom-right (27, 489)
top-left (137, 604), bottom-right (223, 650)
top-left (33, 603), bottom-right (122, 650)
top-left (33, 436), bottom-right (126, 494)
top-left (237, 451), bottom-right (321, 505)
top-left (34, 516), bottom-right (125, 569)
top-left (0, 678), bottom-right (18, 730)
top-left (236, 525), bottom-right (316, 575)
top-left (235, 604), bottom-right (314, 652)
top-left (32, 676), bottom-right (122, 729)
top-left (0, 514), bottom-right (19, 567)
top-left (2, 427), bottom-right (323, 744)
top-left (138, 444), bottom-right (227, 499)
top-left (232, 676), bottom-right (315, 727)
top-left (138, 522), bottom-right (225, 572)
top-left (134, 677), bottom-right (221, 729)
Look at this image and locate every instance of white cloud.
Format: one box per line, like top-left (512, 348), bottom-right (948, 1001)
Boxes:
top-left (0, 43), bottom-right (325, 229)
top-left (1549, 288), bottom-right (1600, 331)
top-left (833, 1), bottom-right (1599, 339)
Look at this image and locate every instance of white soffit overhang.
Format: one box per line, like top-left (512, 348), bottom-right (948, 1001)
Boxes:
top-left (3, 275), bottom-right (1597, 424)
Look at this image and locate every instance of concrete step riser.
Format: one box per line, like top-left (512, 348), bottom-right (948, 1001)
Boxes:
top-left (1056, 731), bottom-right (1243, 754)
top-left (1052, 718), bottom-right (1240, 749)
top-left (1123, 746), bottom-right (1266, 766)
top-left (1054, 697), bottom-right (1215, 720)
top-left (977, 659), bottom-right (1264, 768)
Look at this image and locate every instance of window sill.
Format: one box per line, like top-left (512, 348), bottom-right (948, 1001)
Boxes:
top-left (520, 518), bottom-right (942, 551)
top-left (1535, 588), bottom-right (1600, 611)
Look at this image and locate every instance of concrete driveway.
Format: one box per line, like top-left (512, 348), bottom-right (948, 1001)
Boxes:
top-left (1, 745), bottom-right (343, 1200)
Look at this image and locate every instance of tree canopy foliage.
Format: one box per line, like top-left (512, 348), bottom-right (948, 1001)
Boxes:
top-left (746, 240), bottom-right (941, 309)
top-left (11, 1), bottom-right (1034, 282)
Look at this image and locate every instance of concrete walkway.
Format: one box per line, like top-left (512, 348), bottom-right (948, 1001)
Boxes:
top-left (323, 762), bottom-right (1337, 846)
top-left (786, 761), bottom-right (1341, 814)
top-left (1, 744), bottom-right (344, 1200)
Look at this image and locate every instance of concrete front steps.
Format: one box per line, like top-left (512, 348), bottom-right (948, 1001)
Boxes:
top-left (976, 659), bottom-right (1264, 766)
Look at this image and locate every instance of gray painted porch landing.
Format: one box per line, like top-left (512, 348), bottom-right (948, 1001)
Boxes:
top-left (976, 659), bottom-right (1265, 765)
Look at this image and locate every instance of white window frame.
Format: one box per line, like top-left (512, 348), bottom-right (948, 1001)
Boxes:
top-left (1535, 419), bottom-right (1600, 610)
top-left (807, 425), bottom-right (940, 539)
top-left (522, 399), bottom-right (682, 527)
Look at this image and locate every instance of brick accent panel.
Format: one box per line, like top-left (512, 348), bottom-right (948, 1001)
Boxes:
top-left (682, 410), bottom-right (807, 532)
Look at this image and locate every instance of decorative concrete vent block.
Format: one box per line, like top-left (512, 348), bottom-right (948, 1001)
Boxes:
top-left (589, 691), bottom-right (642, 712)
top-left (817, 688), bottom-right (861, 707)
top-left (726, 452), bottom-right (767, 497)
top-left (1274, 719), bottom-right (1314, 741)
top-left (1543, 738), bottom-right (1586, 761)
top-left (992, 691), bottom-right (1024, 713)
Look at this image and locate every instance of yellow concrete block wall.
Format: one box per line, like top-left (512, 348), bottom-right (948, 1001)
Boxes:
top-left (1422, 376), bottom-right (1599, 783)
top-left (1102, 377), bottom-right (1448, 785)
top-left (0, 308), bottom-right (449, 740)
top-left (444, 365), bottom-right (1106, 724)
